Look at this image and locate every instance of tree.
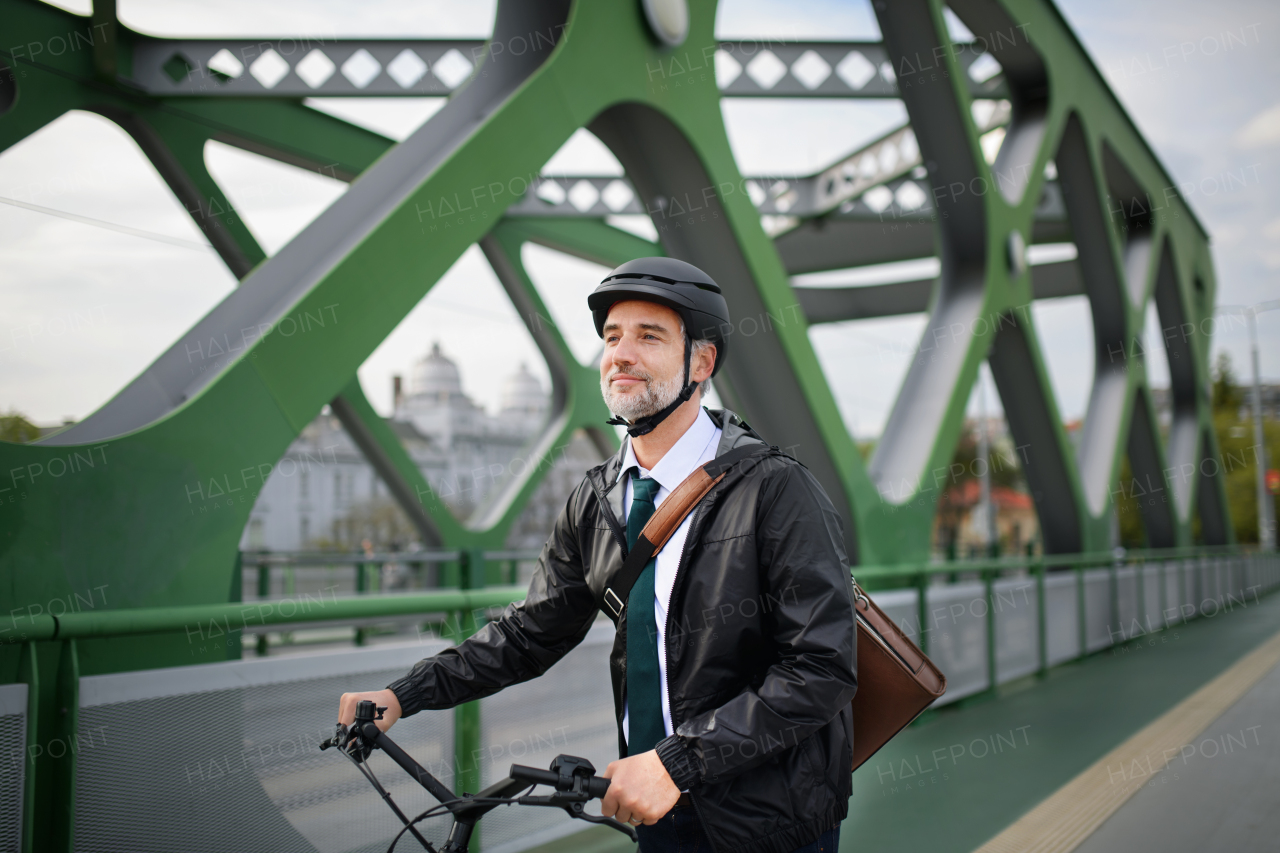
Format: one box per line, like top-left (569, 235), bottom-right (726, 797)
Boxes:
top-left (1212, 351), bottom-right (1242, 412)
top-left (0, 411), bottom-right (40, 444)
top-left (1207, 352), bottom-right (1280, 544)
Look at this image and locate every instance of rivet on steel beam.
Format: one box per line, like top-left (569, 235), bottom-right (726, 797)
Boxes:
top-left (1007, 230), bottom-right (1028, 279)
top-left (641, 0), bottom-right (689, 48)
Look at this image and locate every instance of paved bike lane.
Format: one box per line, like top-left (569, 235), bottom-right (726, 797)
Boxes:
top-left (540, 588), bottom-right (1280, 853)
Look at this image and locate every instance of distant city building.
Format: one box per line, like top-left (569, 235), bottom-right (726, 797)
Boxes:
top-left (241, 343), bottom-right (600, 552)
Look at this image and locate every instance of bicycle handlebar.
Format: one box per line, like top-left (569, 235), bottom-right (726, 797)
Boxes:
top-left (321, 700), bottom-right (636, 851)
top-left (509, 762), bottom-right (611, 799)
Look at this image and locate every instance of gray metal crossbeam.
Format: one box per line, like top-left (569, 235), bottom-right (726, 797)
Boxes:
top-left (131, 37), bottom-right (1008, 99)
top-left (507, 172), bottom-right (1065, 226)
top-left (793, 257), bottom-right (1082, 324)
top-left (713, 39), bottom-right (1008, 99)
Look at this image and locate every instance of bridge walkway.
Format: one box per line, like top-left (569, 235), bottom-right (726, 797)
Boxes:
top-left (539, 588), bottom-right (1280, 853)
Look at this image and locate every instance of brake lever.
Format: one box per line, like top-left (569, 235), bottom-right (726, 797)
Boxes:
top-left (318, 722), bottom-right (375, 762)
top-left (572, 810), bottom-right (639, 841)
top-left (516, 794), bottom-right (638, 842)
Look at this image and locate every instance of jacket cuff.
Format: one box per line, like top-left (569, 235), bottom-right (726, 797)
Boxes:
top-left (384, 677), bottom-right (421, 719)
top-left (655, 735), bottom-right (701, 791)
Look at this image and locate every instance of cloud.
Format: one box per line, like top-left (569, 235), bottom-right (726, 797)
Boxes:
top-left (1235, 103), bottom-right (1280, 148)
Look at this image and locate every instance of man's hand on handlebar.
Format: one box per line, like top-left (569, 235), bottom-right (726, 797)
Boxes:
top-left (336, 689), bottom-right (403, 754)
top-left (599, 750), bottom-right (679, 826)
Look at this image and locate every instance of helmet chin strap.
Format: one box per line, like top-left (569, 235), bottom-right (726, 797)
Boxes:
top-left (606, 335), bottom-right (697, 438)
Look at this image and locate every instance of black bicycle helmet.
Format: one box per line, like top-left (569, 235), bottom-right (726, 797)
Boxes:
top-left (589, 257), bottom-right (731, 436)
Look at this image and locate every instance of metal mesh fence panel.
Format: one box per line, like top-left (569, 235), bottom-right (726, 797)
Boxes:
top-left (926, 583), bottom-right (988, 704)
top-left (0, 684), bottom-right (27, 853)
top-left (1083, 569), bottom-right (1112, 652)
top-left (75, 640), bottom-right (454, 853)
top-left (993, 577), bottom-right (1038, 683)
top-left (870, 589), bottom-right (919, 643)
top-left (1044, 573), bottom-right (1080, 666)
top-left (477, 620), bottom-right (617, 853)
top-left (1115, 567), bottom-right (1138, 640)
top-left (1142, 565), bottom-right (1162, 630)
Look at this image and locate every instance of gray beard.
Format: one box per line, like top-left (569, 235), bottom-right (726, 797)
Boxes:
top-left (601, 367), bottom-right (684, 422)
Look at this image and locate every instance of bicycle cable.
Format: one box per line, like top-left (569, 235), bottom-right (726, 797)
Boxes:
top-left (385, 791), bottom-right (533, 853)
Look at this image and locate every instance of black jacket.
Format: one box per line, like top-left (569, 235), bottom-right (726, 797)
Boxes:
top-left (387, 409), bottom-right (858, 853)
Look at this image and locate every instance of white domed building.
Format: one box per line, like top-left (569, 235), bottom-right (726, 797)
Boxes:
top-left (243, 342), bottom-right (566, 551)
top-left (392, 343), bottom-right (551, 517)
top-left (500, 363), bottom-right (551, 421)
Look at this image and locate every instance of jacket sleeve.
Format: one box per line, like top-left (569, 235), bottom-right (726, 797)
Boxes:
top-left (386, 480), bottom-right (600, 717)
top-left (656, 459), bottom-right (857, 790)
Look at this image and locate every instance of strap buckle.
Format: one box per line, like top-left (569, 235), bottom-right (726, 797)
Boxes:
top-left (851, 577), bottom-right (870, 611)
top-left (603, 588), bottom-right (625, 617)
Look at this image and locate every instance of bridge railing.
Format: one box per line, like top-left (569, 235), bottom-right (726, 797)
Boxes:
top-left (234, 548), bottom-right (541, 652)
top-left (6, 547), bottom-right (1277, 852)
top-left (855, 547), bottom-right (1280, 704)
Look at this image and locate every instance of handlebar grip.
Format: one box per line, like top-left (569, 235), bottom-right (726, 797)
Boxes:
top-left (508, 764), bottom-right (611, 799)
top-left (509, 764), bottom-right (559, 787)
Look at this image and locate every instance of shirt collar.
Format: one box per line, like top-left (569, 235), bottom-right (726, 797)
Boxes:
top-left (617, 407), bottom-right (719, 492)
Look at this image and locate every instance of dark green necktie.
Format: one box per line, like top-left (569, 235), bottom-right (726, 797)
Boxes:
top-left (625, 471), bottom-right (666, 756)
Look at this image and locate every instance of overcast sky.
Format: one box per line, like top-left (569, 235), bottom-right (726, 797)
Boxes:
top-left (1, 0), bottom-right (1276, 441)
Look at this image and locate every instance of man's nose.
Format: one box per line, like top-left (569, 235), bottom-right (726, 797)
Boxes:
top-left (611, 337), bottom-right (639, 366)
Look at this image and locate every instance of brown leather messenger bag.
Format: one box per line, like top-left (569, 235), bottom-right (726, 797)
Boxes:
top-left (597, 444), bottom-right (947, 772)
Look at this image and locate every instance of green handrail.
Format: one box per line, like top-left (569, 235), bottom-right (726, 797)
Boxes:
top-left (26, 586), bottom-right (527, 642)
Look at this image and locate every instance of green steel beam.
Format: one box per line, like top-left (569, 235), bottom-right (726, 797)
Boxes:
top-left (859, 0), bottom-right (1228, 558)
top-left (0, 0), bottom-right (1231, 659)
top-left (498, 215), bottom-right (662, 269)
top-left (89, 0), bottom-right (116, 80)
top-left (0, 2), bottom-right (1236, 848)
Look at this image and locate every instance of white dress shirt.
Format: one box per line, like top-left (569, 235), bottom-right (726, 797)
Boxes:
top-left (619, 407), bottom-right (722, 747)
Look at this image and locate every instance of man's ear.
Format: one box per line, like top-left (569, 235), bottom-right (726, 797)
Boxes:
top-left (692, 343), bottom-right (717, 383)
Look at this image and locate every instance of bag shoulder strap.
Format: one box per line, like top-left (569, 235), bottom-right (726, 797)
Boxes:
top-left (599, 443), bottom-right (772, 619)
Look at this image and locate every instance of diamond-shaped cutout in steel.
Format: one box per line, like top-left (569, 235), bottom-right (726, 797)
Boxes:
top-left (714, 50), bottom-right (742, 88)
top-left (341, 49), bottom-right (381, 89)
top-left (296, 49), bottom-right (336, 89)
top-left (895, 182), bottom-right (927, 210)
top-left (836, 51), bottom-right (876, 90)
top-left (745, 51), bottom-right (787, 90)
top-left (791, 50), bottom-right (831, 90)
top-left (899, 130), bottom-right (919, 163)
top-left (162, 53), bottom-right (194, 83)
top-left (602, 180), bottom-right (634, 212)
top-left (863, 185), bottom-right (893, 212)
top-left (432, 49), bottom-right (473, 89)
top-left (535, 180), bottom-right (566, 206)
top-left (878, 142), bottom-right (899, 174)
top-left (248, 49), bottom-right (290, 89)
top-left (387, 49), bottom-right (428, 88)
top-left (568, 180), bottom-right (600, 212)
top-left (207, 48), bottom-right (243, 80)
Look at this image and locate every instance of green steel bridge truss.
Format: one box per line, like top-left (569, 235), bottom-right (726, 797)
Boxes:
top-left (0, 0), bottom-right (1235, 652)
top-left (0, 0), bottom-right (1234, 843)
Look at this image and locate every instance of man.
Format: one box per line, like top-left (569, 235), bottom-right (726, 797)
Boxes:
top-left (337, 257), bottom-right (857, 853)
